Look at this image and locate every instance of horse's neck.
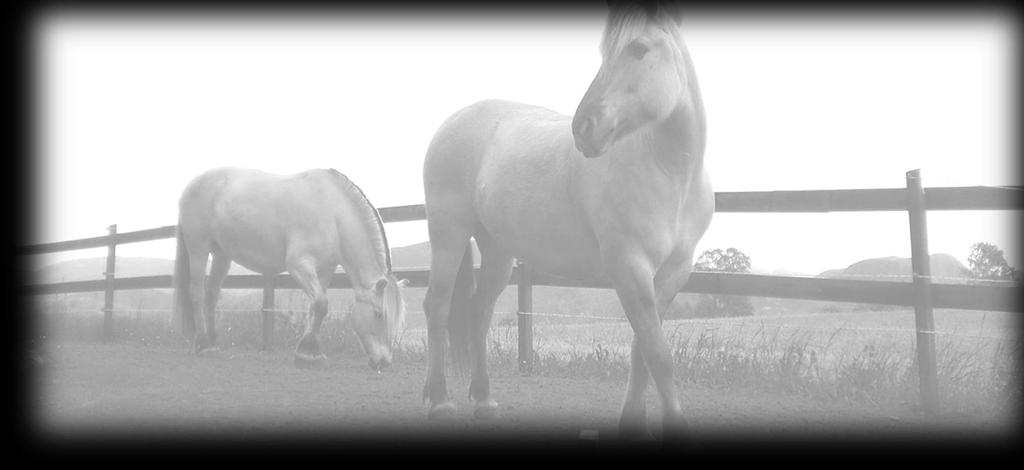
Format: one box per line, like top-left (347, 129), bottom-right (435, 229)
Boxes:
top-left (634, 99), bottom-right (706, 184)
top-left (340, 261), bottom-right (386, 293)
top-left (643, 36), bottom-right (705, 180)
top-left (336, 228), bottom-right (387, 288)
top-left (328, 184), bottom-right (390, 289)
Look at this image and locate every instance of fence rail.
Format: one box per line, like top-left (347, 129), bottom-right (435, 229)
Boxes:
top-left (19, 174), bottom-right (1024, 416)
top-left (22, 185), bottom-right (1022, 256)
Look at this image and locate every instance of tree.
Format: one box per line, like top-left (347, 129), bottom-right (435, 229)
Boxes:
top-left (692, 247), bottom-right (754, 317)
top-left (967, 242), bottom-right (1018, 281)
top-left (694, 247), bottom-right (751, 274)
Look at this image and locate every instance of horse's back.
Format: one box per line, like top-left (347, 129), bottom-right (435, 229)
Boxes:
top-left (177, 167), bottom-right (342, 273)
top-left (180, 166), bottom-right (281, 206)
top-left (424, 100), bottom-right (606, 279)
top-left (180, 166), bottom-right (340, 213)
top-left (425, 101), bottom-right (543, 197)
top-left (179, 167), bottom-right (298, 228)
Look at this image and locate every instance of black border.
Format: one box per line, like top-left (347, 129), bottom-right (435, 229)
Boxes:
top-left (8, 0), bottom-right (1024, 465)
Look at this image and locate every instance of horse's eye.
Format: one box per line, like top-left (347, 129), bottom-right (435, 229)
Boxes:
top-left (626, 40), bottom-right (650, 60)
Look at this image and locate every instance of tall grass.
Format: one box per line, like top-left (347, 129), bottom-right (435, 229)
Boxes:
top-left (33, 295), bottom-right (1020, 416)
top-left (473, 316), bottom-right (1020, 416)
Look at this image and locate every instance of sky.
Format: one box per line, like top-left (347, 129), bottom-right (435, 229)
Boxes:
top-left (30, 7), bottom-right (1020, 276)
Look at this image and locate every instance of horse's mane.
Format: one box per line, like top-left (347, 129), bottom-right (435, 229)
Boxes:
top-left (600, 1), bottom-right (683, 62)
top-left (327, 169), bottom-right (392, 275)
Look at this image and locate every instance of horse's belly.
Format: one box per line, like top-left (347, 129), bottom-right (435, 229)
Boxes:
top-left (476, 181), bottom-right (604, 282)
top-left (489, 224), bottom-right (604, 282)
top-left (206, 193), bottom-right (296, 274)
top-left (212, 224), bottom-right (288, 274)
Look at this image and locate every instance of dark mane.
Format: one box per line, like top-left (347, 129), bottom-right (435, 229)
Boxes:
top-left (328, 168), bottom-right (392, 273)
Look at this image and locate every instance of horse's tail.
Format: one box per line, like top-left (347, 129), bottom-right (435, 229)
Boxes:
top-left (447, 242), bottom-right (476, 375)
top-left (172, 223), bottom-right (195, 338)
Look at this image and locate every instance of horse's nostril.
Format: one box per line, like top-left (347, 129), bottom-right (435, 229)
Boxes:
top-left (573, 113), bottom-right (591, 137)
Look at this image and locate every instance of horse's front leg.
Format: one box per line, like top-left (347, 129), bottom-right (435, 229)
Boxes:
top-left (620, 264), bottom-right (691, 441)
top-left (620, 336), bottom-right (653, 441)
top-left (604, 245), bottom-right (689, 444)
top-left (288, 258), bottom-right (330, 369)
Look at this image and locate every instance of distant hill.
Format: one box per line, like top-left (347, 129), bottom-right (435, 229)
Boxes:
top-left (34, 248), bottom-right (973, 288)
top-left (31, 256), bottom-right (263, 284)
top-left (33, 257), bottom-right (174, 284)
top-left (391, 240), bottom-right (480, 269)
top-left (818, 253), bottom-right (971, 283)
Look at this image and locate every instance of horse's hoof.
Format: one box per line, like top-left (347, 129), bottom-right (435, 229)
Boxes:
top-left (195, 345), bottom-right (221, 357)
top-left (660, 433), bottom-right (702, 454)
top-left (665, 438), bottom-right (703, 454)
top-left (618, 408), bottom-right (653, 442)
top-left (427, 401), bottom-right (457, 421)
top-left (660, 415), bottom-right (695, 450)
top-left (473, 399), bottom-right (501, 420)
top-left (618, 427), bottom-right (656, 443)
top-left (293, 353), bottom-right (327, 369)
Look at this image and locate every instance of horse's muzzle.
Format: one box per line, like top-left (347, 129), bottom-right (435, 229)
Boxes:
top-left (574, 134), bottom-right (611, 159)
top-left (572, 111), bottom-right (613, 159)
top-left (369, 357), bottom-right (392, 372)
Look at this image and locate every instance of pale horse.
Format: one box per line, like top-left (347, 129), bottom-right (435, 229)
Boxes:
top-left (420, 1), bottom-right (713, 441)
top-left (174, 167), bottom-right (408, 371)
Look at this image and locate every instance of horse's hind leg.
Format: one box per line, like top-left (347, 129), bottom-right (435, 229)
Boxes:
top-left (422, 223), bottom-right (473, 419)
top-left (186, 247), bottom-right (213, 354)
top-left (467, 230), bottom-right (514, 419)
top-left (288, 257), bottom-right (330, 369)
top-left (200, 251), bottom-right (231, 351)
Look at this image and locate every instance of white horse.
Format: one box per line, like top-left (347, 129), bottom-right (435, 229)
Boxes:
top-left (174, 167), bottom-right (408, 371)
top-left (421, 1), bottom-right (712, 442)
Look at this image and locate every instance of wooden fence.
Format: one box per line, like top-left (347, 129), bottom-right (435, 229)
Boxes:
top-left (20, 170), bottom-right (1023, 415)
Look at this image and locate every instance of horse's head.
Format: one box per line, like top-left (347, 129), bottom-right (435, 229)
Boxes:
top-left (572, 1), bottom-right (689, 158)
top-left (349, 273), bottom-right (408, 371)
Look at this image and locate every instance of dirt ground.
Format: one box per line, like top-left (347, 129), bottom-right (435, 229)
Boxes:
top-left (29, 340), bottom-right (1018, 455)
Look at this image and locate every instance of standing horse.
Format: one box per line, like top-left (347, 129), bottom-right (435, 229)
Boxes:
top-left (421, 1), bottom-right (711, 442)
top-left (174, 167), bottom-right (408, 371)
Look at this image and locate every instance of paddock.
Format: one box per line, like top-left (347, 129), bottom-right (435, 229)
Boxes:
top-left (20, 178), bottom-right (1022, 453)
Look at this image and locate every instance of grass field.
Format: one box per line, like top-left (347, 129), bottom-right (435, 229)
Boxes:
top-left (33, 286), bottom-right (1021, 420)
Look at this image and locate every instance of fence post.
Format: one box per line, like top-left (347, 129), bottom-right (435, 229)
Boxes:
top-left (906, 169), bottom-right (939, 415)
top-left (516, 261), bottom-right (534, 374)
top-left (261, 275), bottom-right (275, 352)
top-left (103, 224), bottom-right (117, 341)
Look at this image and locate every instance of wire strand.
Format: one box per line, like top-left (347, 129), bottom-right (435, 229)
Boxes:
top-left (43, 306), bottom-right (1017, 342)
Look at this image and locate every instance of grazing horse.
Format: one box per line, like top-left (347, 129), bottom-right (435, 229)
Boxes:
top-left (173, 167), bottom-right (408, 371)
top-left (421, 1), bottom-right (712, 442)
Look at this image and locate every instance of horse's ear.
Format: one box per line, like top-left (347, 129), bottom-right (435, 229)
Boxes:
top-left (375, 278), bottom-right (388, 294)
top-left (625, 37), bottom-right (652, 59)
top-left (639, 0), bottom-right (658, 17)
top-left (653, 1), bottom-right (684, 24)
top-left (396, 278), bottom-right (409, 288)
